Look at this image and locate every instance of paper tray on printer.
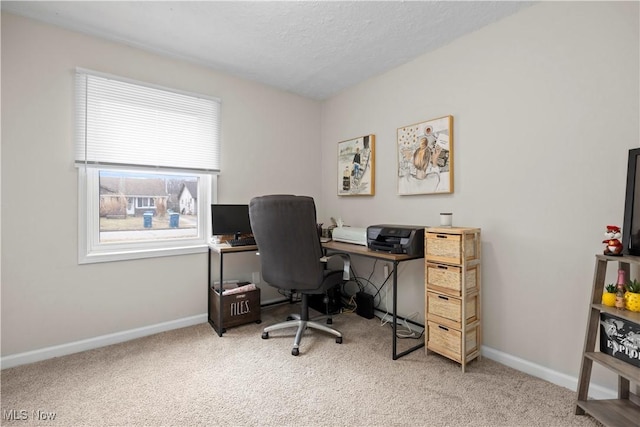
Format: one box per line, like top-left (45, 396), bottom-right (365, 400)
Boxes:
top-left (369, 241), bottom-right (404, 254)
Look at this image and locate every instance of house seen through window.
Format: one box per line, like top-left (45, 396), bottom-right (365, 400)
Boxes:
top-left (99, 171), bottom-right (199, 243)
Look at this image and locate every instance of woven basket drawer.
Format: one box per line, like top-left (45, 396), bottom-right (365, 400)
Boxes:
top-left (427, 321), bottom-right (478, 363)
top-left (425, 229), bottom-right (479, 265)
top-left (426, 291), bottom-right (478, 329)
top-left (425, 263), bottom-right (478, 296)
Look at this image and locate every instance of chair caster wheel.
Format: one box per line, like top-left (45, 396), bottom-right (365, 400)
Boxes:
top-left (292, 348), bottom-right (299, 356)
top-left (286, 316), bottom-right (294, 321)
top-left (336, 337), bottom-right (343, 344)
top-left (262, 332), bottom-right (269, 339)
top-left (256, 320), bottom-right (262, 324)
top-left (327, 318), bottom-right (333, 325)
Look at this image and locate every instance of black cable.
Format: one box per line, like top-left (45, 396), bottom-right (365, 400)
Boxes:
top-left (348, 264), bottom-right (365, 292)
top-left (350, 259), bottom-right (424, 340)
top-left (350, 276), bottom-right (383, 307)
top-left (373, 265), bottom-right (394, 299)
top-left (348, 259), bottom-right (395, 308)
top-left (366, 259), bottom-right (379, 284)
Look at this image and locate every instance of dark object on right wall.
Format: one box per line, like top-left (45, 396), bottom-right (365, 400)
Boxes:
top-left (622, 147), bottom-right (640, 255)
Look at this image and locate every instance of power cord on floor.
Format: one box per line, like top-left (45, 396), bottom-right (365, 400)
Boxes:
top-left (376, 265), bottom-right (422, 338)
top-left (342, 259), bottom-right (424, 340)
top-left (396, 312), bottom-right (420, 338)
top-left (379, 313), bottom-right (415, 338)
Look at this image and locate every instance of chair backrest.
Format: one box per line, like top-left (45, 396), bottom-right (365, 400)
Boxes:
top-left (249, 195), bottom-right (325, 291)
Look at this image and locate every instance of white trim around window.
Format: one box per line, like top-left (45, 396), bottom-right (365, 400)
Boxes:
top-left (78, 165), bottom-right (216, 264)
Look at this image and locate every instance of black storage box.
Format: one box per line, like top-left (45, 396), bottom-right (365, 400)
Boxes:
top-left (355, 291), bottom-right (375, 319)
top-left (599, 311), bottom-right (640, 368)
top-left (309, 285), bottom-right (343, 315)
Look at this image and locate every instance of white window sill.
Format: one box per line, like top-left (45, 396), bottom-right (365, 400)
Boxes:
top-left (79, 243), bottom-right (209, 264)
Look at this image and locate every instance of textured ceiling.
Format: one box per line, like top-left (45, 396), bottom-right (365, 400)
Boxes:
top-left (2, 1), bottom-right (535, 100)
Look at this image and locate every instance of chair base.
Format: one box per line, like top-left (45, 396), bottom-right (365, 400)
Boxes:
top-left (262, 313), bottom-right (343, 356)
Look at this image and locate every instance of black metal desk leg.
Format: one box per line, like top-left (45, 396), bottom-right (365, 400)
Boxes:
top-left (217, 252), bottom-right (225, 336)
top-left (391, 260), bottom-right (425, 360)
top-left (392, 260), bottom-right (398, 360)
top-left (208, 247), bottom-right (212, 332)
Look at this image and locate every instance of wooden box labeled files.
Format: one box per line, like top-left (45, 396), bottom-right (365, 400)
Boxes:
top-left (209, 285), bottom-right (261, 332)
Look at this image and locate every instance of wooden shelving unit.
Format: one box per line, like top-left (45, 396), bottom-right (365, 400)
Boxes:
top-left (575, 254), bottom-right (640, 426)
top-left (424, 227), bottom-right (481, 372)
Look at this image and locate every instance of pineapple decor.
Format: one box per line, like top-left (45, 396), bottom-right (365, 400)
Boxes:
top-left (602, 284), bottom-right (617, 307)
top-left (625, 279), bottom-right (640, 312)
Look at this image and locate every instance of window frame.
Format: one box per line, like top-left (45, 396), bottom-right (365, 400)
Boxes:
top-left (75, 69), bottom-right (220, 264)
top-left (78, 165), bottom-right (216, 264)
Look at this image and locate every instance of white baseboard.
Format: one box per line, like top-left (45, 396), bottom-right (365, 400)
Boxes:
top-left (2, 299), bottom-right (285, 370)
top-left (260, 297), bottom-right (289, 306)
top-left (369, 309), bottom-right (616, 398)
top-left (0, 313), bottom-right (621, 400)
top-left (481, 345), bottom-right (616, 399)
top-left (1, 314), bottom-right (207, 370)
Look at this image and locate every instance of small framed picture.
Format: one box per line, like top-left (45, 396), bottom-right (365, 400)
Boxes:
top-left (338, 134), bottom-right (375, 196)
top-left (397, 115), bottom-right (453, 195)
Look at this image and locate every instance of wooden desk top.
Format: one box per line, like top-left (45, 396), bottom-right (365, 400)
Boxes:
top-left (208, 242), bottom-right (258, 254)
top-left (322, 240), bottom-right (423, 262)
top-left (209, 240), bottom-right (423, 261)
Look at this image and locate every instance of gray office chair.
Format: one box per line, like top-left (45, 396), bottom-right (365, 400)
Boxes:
top-left (249, 195), bottom-right (350, 356)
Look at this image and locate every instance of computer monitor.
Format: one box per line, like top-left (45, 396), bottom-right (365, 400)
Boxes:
top-left (211, 204), bottom-right (252, 239)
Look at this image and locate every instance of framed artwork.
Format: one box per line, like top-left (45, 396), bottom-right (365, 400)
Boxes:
top-left (338, 134), bottom-right (375, 196)
top-left (397, 115), bottom-right (453, 195)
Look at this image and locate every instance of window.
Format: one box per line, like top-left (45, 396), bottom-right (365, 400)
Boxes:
top-left (76, 69), bottom-right (220, 264)
top-left (136, 197), bottom-right (155, 209)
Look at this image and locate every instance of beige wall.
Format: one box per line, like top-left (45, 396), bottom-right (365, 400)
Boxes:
top-left (2, 1), bottom-right (639, 393)
top-left (319, 1), bottom-right (639, 390)
top-left (1, 13), bottom-right (321, 355)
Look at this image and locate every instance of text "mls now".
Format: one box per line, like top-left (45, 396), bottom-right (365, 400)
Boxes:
top-left (3, 409), bottom-right (57, 421)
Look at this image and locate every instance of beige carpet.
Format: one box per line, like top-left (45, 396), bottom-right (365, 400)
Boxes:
top-left (1, 303), bottom-right (601, 427)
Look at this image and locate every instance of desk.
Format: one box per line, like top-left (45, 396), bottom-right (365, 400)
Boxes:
top-left (207, 243), bottom-right (258, 336)
top-left (322, 241), bottom-right (425, 360)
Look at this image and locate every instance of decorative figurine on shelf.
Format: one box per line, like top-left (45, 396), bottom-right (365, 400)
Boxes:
top-left (615, 269), bottom-right (626, 310)
top-left (603, 225), bottom-right (623, 256)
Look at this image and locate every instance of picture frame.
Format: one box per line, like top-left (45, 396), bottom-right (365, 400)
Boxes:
top-left (338, 134), bottom-right (375, 196)
top-left (397, 115), bottom-right (453, 195)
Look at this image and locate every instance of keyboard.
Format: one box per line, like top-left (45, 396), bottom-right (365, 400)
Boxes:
top-left (228, 237), bottom-right (256, 247)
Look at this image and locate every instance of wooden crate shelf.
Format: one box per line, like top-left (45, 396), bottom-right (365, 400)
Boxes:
top-left (575, 254), bottom-right (640, 426)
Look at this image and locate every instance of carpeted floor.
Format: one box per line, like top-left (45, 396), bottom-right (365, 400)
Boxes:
top-left (1, 303), bottom-right (602, 426)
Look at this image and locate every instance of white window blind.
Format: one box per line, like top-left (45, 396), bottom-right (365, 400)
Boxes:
top-left (75, 69), bottom-right (220, 172)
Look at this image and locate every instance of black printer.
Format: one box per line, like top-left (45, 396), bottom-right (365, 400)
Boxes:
top-left (367, 224), bottom-right (426, 256)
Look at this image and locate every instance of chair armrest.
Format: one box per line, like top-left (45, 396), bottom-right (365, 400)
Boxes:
top-left (320, 253), bottom-right (351, 280)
